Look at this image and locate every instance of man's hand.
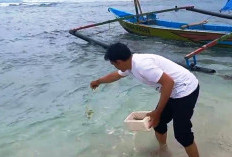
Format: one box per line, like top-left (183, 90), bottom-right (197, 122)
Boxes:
top-left (90, 71), bottom-right (124, 90)
top-left (90, 80), bottom-right (100, 89)
top-left (146, 110), bottom-right (161, 128)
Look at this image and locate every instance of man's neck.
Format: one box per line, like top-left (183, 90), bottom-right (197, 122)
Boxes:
top-left (127, 55), bottom-right (133, 70)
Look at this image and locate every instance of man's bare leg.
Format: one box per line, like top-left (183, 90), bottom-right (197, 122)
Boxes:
top-left (155, 131), bottom-right (167, 148)
top-left (151, 131), bottom-right (172, 157)
top-left (185, 141), bottom-right (199, 157)
top-left (152, 131), bottom-right (172, 157)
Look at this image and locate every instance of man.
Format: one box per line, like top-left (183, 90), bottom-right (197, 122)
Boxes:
top-left (90, 43), bottom-right (200, 157)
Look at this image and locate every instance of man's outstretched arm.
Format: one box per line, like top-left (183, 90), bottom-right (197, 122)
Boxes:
top-left (90, 71), bottom-right (124, 89)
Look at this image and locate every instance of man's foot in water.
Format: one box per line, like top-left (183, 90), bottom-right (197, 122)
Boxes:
top-left (150, 144), bottom-right (172, 157)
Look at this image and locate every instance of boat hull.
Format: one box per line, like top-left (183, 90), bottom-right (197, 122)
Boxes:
top-left (109, 8), bottom-right (232, 46)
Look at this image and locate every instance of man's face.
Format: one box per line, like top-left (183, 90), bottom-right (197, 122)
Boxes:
top-left (110, 60), bottom-right (126, 72)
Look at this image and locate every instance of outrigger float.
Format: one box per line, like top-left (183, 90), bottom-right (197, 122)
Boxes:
top-left (69, 30), bottom-right (216, 74)
top-left (69, 0), bottom-right (232, 76)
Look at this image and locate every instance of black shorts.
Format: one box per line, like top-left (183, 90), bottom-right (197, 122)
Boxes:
top-left (154, 85), bottom-right (200, 147)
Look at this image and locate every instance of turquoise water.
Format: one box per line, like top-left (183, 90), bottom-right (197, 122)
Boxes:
top-left (0, 0), bottom-right (232, 156)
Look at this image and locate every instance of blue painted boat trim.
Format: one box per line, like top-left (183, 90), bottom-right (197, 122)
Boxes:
top-left (221, 0), bottom-right (232, 11)
top-left (109, 7), bottom-right (232, 33)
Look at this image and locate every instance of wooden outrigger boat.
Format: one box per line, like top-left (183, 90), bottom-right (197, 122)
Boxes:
top-left (69, 0), bottom-right (232, 76)
top-left (108, 1), bottom-right (232, 47)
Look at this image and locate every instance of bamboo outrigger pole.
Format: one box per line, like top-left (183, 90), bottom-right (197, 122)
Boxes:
top-left (186, 7), bottom-right (232, 19)
top-left (185, 32), bottom-right (232, 68)
top-left (69, 6), bottom-right (194, 32)
top-left (70, 31), bottom-right (216, 73)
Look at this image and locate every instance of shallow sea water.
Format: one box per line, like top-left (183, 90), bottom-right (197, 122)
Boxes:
top-left (0, 0), bottom-right (232, 156)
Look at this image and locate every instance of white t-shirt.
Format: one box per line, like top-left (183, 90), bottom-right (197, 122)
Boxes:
top-left (118, 54), bottom-right (198, 98)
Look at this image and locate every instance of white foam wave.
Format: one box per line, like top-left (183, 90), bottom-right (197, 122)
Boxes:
top-left (0, 0), bottom-right (132, 7)
top-left (22, 0), bottom-right (131, 2)
top-left (0, 3), bottom-right (22, 7)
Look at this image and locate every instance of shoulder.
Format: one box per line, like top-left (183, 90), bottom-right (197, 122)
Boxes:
top-left (133, 54), bottom-right (159, 70)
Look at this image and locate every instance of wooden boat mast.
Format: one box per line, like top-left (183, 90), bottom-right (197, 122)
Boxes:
top-left (133, 0), bottom-right (143, 22)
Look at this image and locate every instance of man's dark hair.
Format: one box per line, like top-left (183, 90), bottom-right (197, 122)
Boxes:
top-left (104, 42), bottom-right (132, 61)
